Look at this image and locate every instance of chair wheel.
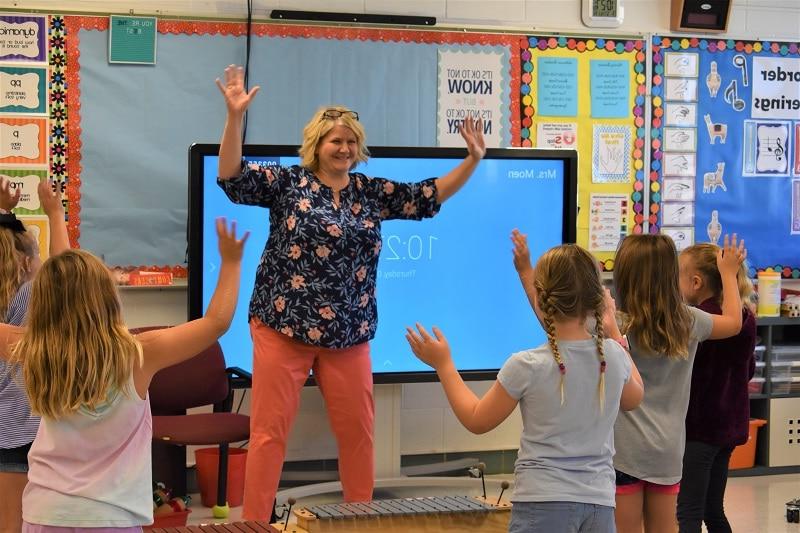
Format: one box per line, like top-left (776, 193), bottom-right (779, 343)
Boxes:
top-left (212, 503), bottom-right (230, 518)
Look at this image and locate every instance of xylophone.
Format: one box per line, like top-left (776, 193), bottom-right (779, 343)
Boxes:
top-left (293, 495), bottom-right (512, 532)
top-left (148, 521), bottom-right (285, 532)
top-left (148, 495), bottom-right (511, 532)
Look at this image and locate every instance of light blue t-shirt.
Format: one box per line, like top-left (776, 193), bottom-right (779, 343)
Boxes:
top-left (498, 337), bottom-right (631, 508)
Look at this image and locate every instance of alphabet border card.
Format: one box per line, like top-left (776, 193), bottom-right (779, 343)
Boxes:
top-left (0, 65), bottom-right (48, 115)
top-left (662, 177), bottom-right (695, 202)
top-left (0, 14), bottom-right (47, 63)
top-left (664, 102), bottom-right (697, 127)
top-left (661, 201), bottom-right (694, 227)
top-left (661, 227), bottom-right (694, 251)
top-left (664, 51), bottom-right (699, 78)
top-left (663, 127), bottom-right (697, 152)
top-left (0, 116), bottom-right (47, 166)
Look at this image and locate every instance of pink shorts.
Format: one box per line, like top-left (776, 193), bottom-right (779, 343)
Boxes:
top-left (615, 470), bottom-right (680, 495)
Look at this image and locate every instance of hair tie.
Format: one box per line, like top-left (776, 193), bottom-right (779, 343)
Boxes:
top-left (0, 213), bottom-right (26, 233)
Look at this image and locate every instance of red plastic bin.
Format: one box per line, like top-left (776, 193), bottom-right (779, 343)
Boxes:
top-left (195, 447), bottom-right (247, 508)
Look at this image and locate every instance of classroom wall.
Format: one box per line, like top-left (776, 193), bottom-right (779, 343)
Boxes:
top-left (13, 0), bottom-right (800, 41)
top-left (47, 0), bottom-right (800, 467)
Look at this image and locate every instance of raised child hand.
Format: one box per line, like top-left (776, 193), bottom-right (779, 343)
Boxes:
top-left (511, 228), bottom-right (533, 275)
top-left (215, 64), bottom-right (261, 117)
top-left (459, 117), bottom-right (486, 161)
top-left (405, 323), bottom-right (452, 371)
top-left (38, 179), bottom-right (64, 216)
top-left (216, 217), bottom-right (249, 263)
top-left (716, 233), bottom-right (746, 278)
top-left (0, 177), bottom-right (21, 211)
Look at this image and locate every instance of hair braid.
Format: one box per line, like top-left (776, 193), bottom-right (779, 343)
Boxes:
top-left (594, 307), bottom-right (607, 413)
top-left (537, 287), bottom-right (566, 405)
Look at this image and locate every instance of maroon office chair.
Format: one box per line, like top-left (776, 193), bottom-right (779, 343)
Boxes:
top-left (131, 326), bottom-right (250, 517)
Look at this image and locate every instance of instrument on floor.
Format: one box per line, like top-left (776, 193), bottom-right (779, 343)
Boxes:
top-left (148, 521), bottom-right (283, 532)
top-left (293, 495), bottom-right (512, 532)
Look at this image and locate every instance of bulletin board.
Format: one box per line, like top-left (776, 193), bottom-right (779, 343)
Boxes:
top-left (650, 35), bottom-right (800, 278)
top-left (5, 14), bottom-right (522, 272)
top-left (519, 36), bottom-right (647, 271)
top-left (0, 14), bottom-right (65, 261)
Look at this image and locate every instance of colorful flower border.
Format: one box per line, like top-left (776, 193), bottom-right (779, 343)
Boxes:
top-left (519, 36), bottom-right (647, 271)
top-left (650, 35), bottom-right (800, 279)
top-left (48, 16), bottom-right (70, 237)
top-left (64, 16), bottom-right (522, 275)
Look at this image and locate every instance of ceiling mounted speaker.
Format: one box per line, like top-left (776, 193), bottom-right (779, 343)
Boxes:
top-left (670, 0), bottom-right (731, 33)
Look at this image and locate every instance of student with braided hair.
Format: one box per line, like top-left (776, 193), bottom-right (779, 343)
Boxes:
top-left (406, 230), bottom-right (643, 533)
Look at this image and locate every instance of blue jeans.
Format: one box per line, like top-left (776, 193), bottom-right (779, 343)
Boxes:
top-left (509, 501), bottom-right (616, 533)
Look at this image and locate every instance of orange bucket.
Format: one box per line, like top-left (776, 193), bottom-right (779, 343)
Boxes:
top-left (195, 447), bottom-right (247, 507)
top-left (729, 419), bottom-right (767, 470)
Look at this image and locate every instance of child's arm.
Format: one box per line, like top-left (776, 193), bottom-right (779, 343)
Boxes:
top-left (601, 289), bottom-right (644, 410)
top-left (511, 229), bottom-right (537, 313)
top-left (619, 355), bottom-right (644, 411)
top-left (38, 180), bottom-right (69, 256)
top-left (0, 177), bottom-right (21, 211)
top-left (136, 218), bottom-right (248, 378)
top-left (708, 234), bottom-right (746, 340)
top-left (0, 323), bottom-right (24, 360)
top-left (406, 324), bottom-right (518, 434)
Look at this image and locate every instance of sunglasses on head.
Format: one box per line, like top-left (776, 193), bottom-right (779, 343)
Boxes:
top-left (321, 109), bottom-right (359, 121)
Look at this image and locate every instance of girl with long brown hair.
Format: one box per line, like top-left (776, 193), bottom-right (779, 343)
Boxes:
top-left (612, 234), bottom-right (746, 533)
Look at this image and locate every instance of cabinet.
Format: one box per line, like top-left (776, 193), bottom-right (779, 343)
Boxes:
top-left (732, 317), bottom-right (800, 476)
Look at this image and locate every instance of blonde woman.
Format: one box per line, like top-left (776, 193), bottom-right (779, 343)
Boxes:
top-left (0, 218), bottom-right (246, 531)
top-left (676, 244), bottom-right (757, 533)
top-left (612, 234), bottom-right (746, 533)
top-left (0, 178), bottom-right (68, 533)
top-left (406, 231), bottom-right (643, 533)
top-left (215, 64), bottom-right (486, 520)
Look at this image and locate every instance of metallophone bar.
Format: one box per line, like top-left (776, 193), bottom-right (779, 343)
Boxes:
top-left (148, 520), bottom-right (287, 532)
top-left (294, 495), bottom-right (512, 532)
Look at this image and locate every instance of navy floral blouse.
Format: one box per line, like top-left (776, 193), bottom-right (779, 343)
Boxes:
top-left (218, 164), bottom-right (441, 349)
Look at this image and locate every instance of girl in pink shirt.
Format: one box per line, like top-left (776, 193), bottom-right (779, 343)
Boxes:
top-left (0, 218), bottom-right (246, 532)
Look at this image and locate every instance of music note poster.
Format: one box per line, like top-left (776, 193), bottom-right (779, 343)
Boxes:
top-left (651, 35), bottom-right (800, 276)
top-left (742, 120), bottom-right (791, 176)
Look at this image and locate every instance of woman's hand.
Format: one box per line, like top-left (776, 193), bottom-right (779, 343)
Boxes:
top-left (406, 323), bottom-right (453, 371)
top-left (216, 217), bottom-right (249, 263)
top-left (215, 64), bottom-right (260, 117)
top-left (460, 117), bottom-right (486, 161)
top-left (716, 233), bottom-right (746, 278)
top-left (511, 228), bottom-right (533, 275)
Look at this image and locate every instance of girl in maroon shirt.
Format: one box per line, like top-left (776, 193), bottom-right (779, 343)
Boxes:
top-left (677, 243), bottom-right (757, 533)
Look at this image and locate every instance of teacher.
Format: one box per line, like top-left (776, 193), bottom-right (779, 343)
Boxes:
top-left (215, 64), bottom-right (486, 520)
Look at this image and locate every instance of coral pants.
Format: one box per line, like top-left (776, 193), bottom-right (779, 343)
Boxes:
top-left (243, 321), bottom-right (375, 520)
